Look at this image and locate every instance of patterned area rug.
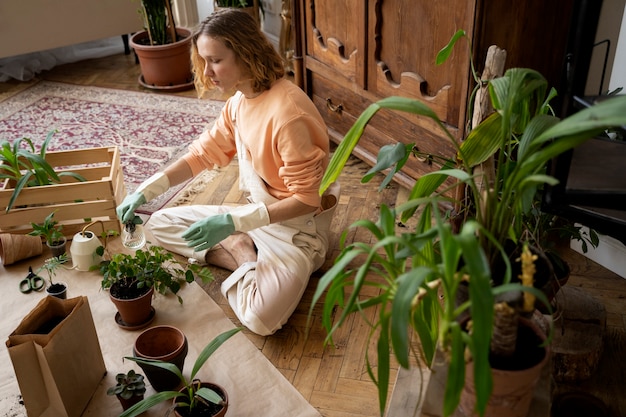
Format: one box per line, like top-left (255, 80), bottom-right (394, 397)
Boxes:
top-left (0, 81), bottom-right (225, 213)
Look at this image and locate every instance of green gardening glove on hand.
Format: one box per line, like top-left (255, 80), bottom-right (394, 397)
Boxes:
top-left (182, 202), bottom-right (270, 252)
top-left (116, 172), bottom-right (170, 223)
top-left (116, 193), bottom-right (147, 224)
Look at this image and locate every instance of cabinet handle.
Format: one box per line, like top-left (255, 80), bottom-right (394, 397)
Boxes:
top-left (326, 98), bottom-right (343, 113)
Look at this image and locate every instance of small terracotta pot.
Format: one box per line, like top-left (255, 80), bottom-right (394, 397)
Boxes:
top-left (110, 286), bottom-right (154, 327)
top-left (117, 393), bottom-right (144, 411)
top-left (173, 382), bottom-right (228, 417)
top-left (133, 325), bottom-right (188, 392)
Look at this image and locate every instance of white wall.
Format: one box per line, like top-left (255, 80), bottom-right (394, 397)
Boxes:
top-left (610, 7), bottom-right (626, 90)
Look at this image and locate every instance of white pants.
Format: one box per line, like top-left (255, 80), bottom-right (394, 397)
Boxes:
top-left (148, 182), bottom-right (339, 335)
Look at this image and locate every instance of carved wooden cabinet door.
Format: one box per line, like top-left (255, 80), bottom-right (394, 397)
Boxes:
top-left (296, 0), bottom-right (579, 187)
top-left (367, 0), bottom-right (474, 136)
top-left (303, 0), bottom-right (367, 88)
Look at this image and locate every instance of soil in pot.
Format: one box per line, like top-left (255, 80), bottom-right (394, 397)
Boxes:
top-left (47, 237), bottom-right (67, 258)
top-left (110, 284), bottom-right (154, 328)
top-left (46, 282), bottom-right (67, 299)
top-left (174, 382), bottom-right (228, 417)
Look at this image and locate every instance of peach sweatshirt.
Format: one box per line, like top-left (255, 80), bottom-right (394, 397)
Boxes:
top-left (183, 78), bottom-right (329, 208)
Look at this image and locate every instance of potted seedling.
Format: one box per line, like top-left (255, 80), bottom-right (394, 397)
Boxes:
top-left (37, 253), bottom-right (70, 299)
top-left (120, 327), bottom-right (242, 417)
top-left (107, 369), bottom-right (147, 411)
top-left (98, 244), bottom-right (213, 329)
top-left (29, 210), bottom-right (66, 257)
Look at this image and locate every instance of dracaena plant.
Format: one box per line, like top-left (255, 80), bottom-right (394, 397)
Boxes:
top-left (138, 0), bottom-right (177, 46)
top-left (312, 29), bottom-right (626, 417)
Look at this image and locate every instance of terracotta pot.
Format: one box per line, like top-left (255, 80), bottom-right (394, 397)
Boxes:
top-left (173, 382), bottom-right (228, 417)
top-left (133, 325), bottom-right (188, 392)
top-left (110, 286), bottom-right (154, 328)
top-left (0, 233), bottom-right (43, 265)
top-left (130, 28), bottom-right (193, 89)
top-left (117, 393), bottom-right (144, 411)
top-left (460, 316), bottom-right (549, 417)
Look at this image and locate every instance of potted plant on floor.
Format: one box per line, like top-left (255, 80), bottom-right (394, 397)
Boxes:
top-left (119, 327), bottom-right (242, 417)
top-left (130, 0), bottom-right (194, 91)
top-left (99, 244), bottom-right (213, 329)
top-left (312, 30), bottom-right (626, 416)
top-left (28, 210), bottom-right (67, 257)
top-left (107, 369), bottom-right (147, 411)
top-left (37, 253), bottom-right (70, 299)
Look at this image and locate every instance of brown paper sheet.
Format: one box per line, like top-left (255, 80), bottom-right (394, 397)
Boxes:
top-left (1, 254), bottom-right (321, 416)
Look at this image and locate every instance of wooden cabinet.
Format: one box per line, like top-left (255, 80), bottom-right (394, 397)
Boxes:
top-left (293, 0), bottom-right (580, 188)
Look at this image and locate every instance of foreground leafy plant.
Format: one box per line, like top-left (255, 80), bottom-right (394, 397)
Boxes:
top-left (314, 30), bottom-right (626, 417)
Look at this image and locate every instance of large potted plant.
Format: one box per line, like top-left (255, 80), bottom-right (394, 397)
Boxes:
top-left (99, 244), bottom-right (213, 329)
top-left (130, 0), bottom-right (194, 90)
top-left (119, 327), bottom-right (242, 417)
top-left (312, 31), bottom-right (626, 417)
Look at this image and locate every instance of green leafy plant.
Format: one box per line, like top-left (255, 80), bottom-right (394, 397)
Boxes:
top-left (137, 0), bottom-right (178, 46)
top-left (107, 370), bottom-right (147, 400)
top-left (99, 244), bottom-right (213, 304)
top-left (312, 30), bottom-right (626, 417)
top-left (28, 211), bottom-right (64, 246)
top-left (37, 252), bottom-right (70, 284)
top-left (0, 131), bottom-right (86, 213)
top-left (119, 327), bottom-right (242, 417)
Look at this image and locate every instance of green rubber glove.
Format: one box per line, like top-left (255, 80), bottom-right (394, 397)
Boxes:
top-left (116, 172), bottom-right (170, 223)
top-left (116, 193), bottom-right (147, 223)
top-left (182, 202), bottom-right (270, 252)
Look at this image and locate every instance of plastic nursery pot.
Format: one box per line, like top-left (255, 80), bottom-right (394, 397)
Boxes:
top-left (46, 282), bottom-right (68, 299)
top-left (133, 325), bottom-right (188, 392)
top-left (47, 236), bottom-right (67, 258)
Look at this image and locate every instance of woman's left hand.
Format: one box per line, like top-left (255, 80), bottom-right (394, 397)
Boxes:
top-left (182, 202), bottom-right (270, 251)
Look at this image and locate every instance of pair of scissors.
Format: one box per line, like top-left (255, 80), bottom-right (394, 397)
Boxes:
top-left (19, 266), bottom-right (45, 294)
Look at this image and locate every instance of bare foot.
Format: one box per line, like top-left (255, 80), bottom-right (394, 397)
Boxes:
top-left (205, 233), bottom-right (257, 271)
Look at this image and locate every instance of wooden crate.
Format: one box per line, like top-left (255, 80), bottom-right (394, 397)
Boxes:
top-left (0, 146), bottom-right (126, 238)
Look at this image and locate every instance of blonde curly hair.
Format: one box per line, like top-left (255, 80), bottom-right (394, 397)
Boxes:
top-left (191, 8), bottom-right (285, 97)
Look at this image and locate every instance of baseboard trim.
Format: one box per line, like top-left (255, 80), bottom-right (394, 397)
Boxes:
top-left (571, 225), bottom-right (626, 279)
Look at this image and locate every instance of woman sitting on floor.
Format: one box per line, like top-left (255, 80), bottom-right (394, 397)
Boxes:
top-left (116, 8), bottom-right (339, 336)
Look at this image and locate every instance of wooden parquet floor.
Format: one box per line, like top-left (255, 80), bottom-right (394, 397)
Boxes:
top-left (2, 49), bottom-right (625, 417)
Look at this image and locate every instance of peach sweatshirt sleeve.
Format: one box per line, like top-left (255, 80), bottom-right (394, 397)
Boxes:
top-left (184, 79), bottom-right (329, 208)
